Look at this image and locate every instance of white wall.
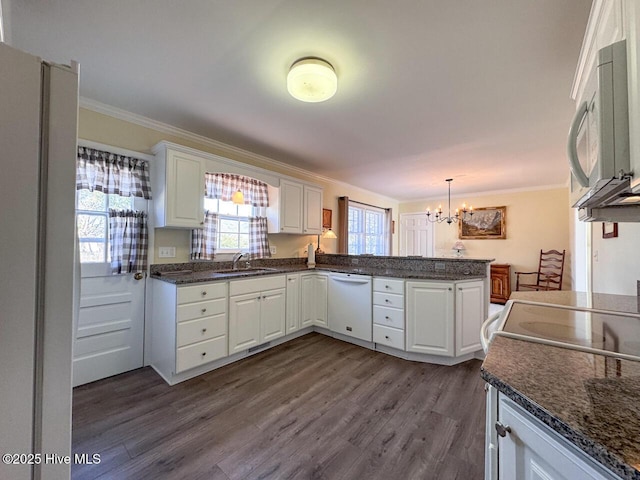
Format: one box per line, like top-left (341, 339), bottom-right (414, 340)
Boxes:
top-left (591, 222), bottom-right (640, 295)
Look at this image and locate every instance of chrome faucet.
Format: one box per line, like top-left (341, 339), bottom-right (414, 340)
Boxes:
top-left (232, 252), bottom-right (245, 270)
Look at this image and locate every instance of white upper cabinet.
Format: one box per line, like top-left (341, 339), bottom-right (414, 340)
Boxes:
top-left (303, 185), bottom-right (323, 234)
top-left (152, 143), bottom-right (205, 228)
top-left (268, 179), bottom-right (323, 234)
top-left (279, 179), bottom-right (304, 233)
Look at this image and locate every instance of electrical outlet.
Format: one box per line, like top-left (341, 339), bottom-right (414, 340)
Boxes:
top-left (352, 258), bottom-right (359, 265)
top-left (270, 246), bottom-right (277, 255)
top-left (435, 262), bottom-right (446, 271)
top-left (158, 246), bottom-right (176, 258)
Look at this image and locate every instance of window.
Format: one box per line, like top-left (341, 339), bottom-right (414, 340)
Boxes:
top-left (204, 198), bottom-right (253, 251)
top-left (348, 204), bottom-right (389, 255)
top-left (76, 190), bottom-right (133, 263)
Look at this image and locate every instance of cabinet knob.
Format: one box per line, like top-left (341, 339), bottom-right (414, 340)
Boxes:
top-left (385, 285), bottom-right (390, 289)
top-left (201, 291), bottom-right (207, 296)
top-left (385, 316), bottom-right (390, 320)
top-left (200, 222), bottom-right (204, 225)
top-left (201, 308), bottom-right (207, 313)
top-left (201, 352), bottom-right (207, 357)
top-left (448, 287), bottom-right (452, 291)
top-left (495, 422), bottom-right (511, 438)
top-left (458, 288), bottom-right (462, 291)
top-left (385, 299), bottom-right (390, 303)
top-left (281, 227), bottom-right (284, 231)
top-left (202, 328), bottom-right (207, 333)
top-left (257, 296), bottom-right (261, 301)
top-left (385, 335), bottom-right (390, 339)
top-left (262, 295), bottom-right (267, 299)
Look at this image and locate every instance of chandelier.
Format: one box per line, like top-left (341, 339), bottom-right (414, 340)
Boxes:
top-left (426, 179), bottom-right (473, 224)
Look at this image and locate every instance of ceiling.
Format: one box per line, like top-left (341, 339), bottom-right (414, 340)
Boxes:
top-left (5, 0), bottom-right (592, 200)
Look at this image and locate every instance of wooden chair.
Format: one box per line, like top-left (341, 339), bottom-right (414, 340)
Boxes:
top-left (515, 249), bottom-right (566, 291)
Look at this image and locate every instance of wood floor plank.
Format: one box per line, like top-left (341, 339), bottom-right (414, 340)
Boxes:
top-left (72, 333), bottom-right (485, 480)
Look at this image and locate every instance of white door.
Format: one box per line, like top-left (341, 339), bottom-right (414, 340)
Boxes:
top-left (260, 288), bottom-right (286, 342)
top-left (455, 281), bottom-right (485, 355)
top-left (229, 293), bottom-right (261, 353)
top-left (399, 213), bottom-right (434, 256)
top-left (74, 179), bottom-right (147, 386)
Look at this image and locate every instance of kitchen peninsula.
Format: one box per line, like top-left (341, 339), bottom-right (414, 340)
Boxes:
top-left (482, 291), bottom-right (640, 480)
top-left (149, 254), bottom-right (493, 385)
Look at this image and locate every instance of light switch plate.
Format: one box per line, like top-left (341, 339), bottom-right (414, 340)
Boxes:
top-left (158, 246), bottom-right (176, 258)
top-left (435, 262), bottom-right (446, 271)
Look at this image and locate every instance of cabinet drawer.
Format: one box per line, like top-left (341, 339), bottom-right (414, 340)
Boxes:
top-left (176, 313), bottom-right (226, 347)
top-left (373, 278), bottom-right (404, 295)
top-left (373, 292), bottom-right (404, 309)
top-left (229, 275), bottom-right (286, 296)
top-left (373, 305), bottom-right (404, 329)
top-left (177, 298), bottom-right (226, 322)
top-left (373, 324), bottom-right (405, 350)
top-left (176, 336), bottom-right (227, 373)
top-left (178, 282), bottom-right (227, 304)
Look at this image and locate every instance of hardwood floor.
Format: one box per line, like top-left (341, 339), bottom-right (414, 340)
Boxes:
top-left (72, 333), bottom-right (486, 479)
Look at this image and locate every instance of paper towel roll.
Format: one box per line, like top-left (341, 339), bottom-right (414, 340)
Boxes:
top-left (307, 243), bottom-right (316, 268)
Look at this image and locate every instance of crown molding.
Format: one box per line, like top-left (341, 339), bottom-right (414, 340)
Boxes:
top-left (79, 96), bottom-right (399, 205)
top-left (404, 183), bottom-right (568, 204)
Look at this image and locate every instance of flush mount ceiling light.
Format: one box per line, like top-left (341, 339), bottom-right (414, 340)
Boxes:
top-left (287, 57), bottom-right (337, 103)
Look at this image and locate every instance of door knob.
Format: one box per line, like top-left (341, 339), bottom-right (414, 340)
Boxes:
top-left (134, 272), bottom-right (144, 280)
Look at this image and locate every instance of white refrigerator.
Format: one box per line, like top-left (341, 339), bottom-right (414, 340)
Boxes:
top-left (0, 42), bottom-right (79, 480)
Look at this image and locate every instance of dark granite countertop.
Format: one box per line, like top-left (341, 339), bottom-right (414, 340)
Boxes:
top-left (482, 291), bottom-right (640, 480)
top-left (151, 264), bottom-right (486, 284)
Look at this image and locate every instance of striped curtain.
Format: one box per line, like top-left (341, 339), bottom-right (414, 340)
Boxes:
top-left (190, 211), bottom-right (218, 260)
top-left (248, 217), bottom-right (271, 259)
top-left (205, 173), bottom-right (269, 207)
top-left (108, 210), bottom-right (148, 274)
top-left (76, 146), bottom-right (152, 199)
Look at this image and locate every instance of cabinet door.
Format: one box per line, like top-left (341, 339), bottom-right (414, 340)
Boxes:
top-left (228, 293), bottom-right (261, 353)
top-left (300, 273), bottom-right (316, 328)
top-left (498, 396), bottom-right (615, 480)
top-left (406, 281), bottom-right (454, 356)
top-left (279, 179), bottom-right (304, 233)
top-left (455, 281), bottom-right (485, 356)
top-left (314, 274), bottom-right (328, 327)
top-left (285, 274), bottom-right (300, 334)
top-left (165, 149), bottom-right (205, 228)
top-left (261, 288), bottom-right (286, 343)
top-left (303, 185), bottom-right (323, 234)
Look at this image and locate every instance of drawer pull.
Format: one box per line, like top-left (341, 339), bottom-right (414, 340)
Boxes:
top-left (385, 316), bottom-right (390, 320)
top-left (201, 291), bottom-right (207, 296)
top-left (201, 352), bottom-right (207, 357)
top-left (201, 308), bottom-right (207, 314)
top-left (202, 328), bottom-right (207, 333)
top-left (385, 285), bottom-right (390, 289)
top-left (263, 296), bottom-right (267, 299)
top-left (385, 335), bottom-right (390, 339)
top-left (385, 299), bottom-right (390, 303)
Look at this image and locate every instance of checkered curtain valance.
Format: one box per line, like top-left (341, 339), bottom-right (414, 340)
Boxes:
top-left (108, 210), bottom-right (148, 274)
top-left (76, 146), bottom-right (152, 199)
top-left (205, 173), bottom-right (269, 207)
top-left (190, 211), bottom-right (219, 260)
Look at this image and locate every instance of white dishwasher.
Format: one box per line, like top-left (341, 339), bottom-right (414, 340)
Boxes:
top-left (328, 272), bottom-right (372, 342)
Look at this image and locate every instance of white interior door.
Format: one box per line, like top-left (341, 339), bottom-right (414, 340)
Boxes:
top-left (73, 143), bottom-right (150, 387)
top-left (399, 213), bottom-right (434, 257)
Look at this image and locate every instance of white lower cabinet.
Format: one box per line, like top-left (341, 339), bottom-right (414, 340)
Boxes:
top-left (229, 275), bottom-right (286, 353)
top-left (372, 277), bottom-right (405, 349)
top-left (285, 273), bottom-right (301, 334)
top-left (406, 279), bottom-right (485, 357)
top-left (300, 272), bottom-right (328, 327)
top-left (492, 392), bottom-right (620, 480)
top-left (406, 281), bottom-right (455, 356)
top-left (151, 280), bottom-right (228, 381)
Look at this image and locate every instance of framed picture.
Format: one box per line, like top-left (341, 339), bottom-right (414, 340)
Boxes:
top-left (322, 208), bottom-right (332, 229)
top-left (602, 222), bottom-right (618, 239)
top-left (459, 206), bottom-right (506, 240)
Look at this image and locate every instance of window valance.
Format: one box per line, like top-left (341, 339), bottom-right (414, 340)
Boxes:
top-left (76, 146), bottom-right (152, 199)
top-left (205, 173), bottom-right (269, 207)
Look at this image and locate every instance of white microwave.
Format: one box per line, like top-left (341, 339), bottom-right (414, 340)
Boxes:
top-left (568, 39), bottom-right (631, 209)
